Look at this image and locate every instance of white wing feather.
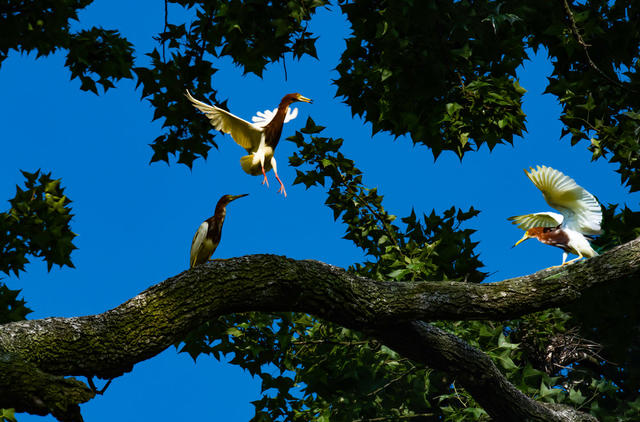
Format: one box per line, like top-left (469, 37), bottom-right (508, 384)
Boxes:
top-left (285, 107), bottom-right (298, 123)
top-left (250, 107), bottom-right (299, 128)
top-left (525, 165), bottom-right (602, 234)
top-left (190, 222), bottom-right (208, 268)
top-left (508, 212), bottom-right (564, 230)
top-left (185, 90), bottom-right (263, 151)
top-left (251, 109), bottom-right (274, 127)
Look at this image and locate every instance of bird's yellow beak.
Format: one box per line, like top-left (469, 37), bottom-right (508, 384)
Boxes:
top-left (297, 95), bottom-right (313, 103)
top-left (512, 233), bottom-right (530, 248)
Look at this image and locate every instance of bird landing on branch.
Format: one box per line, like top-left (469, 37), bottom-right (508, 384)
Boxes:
top-left (509, 165), bottom-right (602, 267)
top-left (186, 90), bottom-right (312, 197)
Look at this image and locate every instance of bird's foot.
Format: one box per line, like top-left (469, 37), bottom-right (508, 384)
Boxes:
top-left (550, 257), bottom-right (583, 269)
top-left (261, 172), bottom-right (269, 187)
top-left (274, 173), bottom-right (287, 198)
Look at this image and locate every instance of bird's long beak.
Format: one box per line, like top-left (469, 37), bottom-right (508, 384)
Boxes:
top-left (229, 193), bottom-right (249, 201)
top-left (512, 233), bottom-right (530, 248)
top-left (297, 95), bottom-right (313, 104)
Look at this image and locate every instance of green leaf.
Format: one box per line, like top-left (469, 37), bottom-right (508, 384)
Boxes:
top-left (0, 408), bottom-right (17, 422)
top-left (568, 388), bottom-right (585, 405)
top-left (497, 333), bottom-right (519, 350)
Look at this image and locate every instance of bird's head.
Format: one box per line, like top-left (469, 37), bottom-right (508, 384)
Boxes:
top-left (219, 193), bottom-right (249, 205)
top-left (512, 227), bottom-right (544, 248)
top-left (280, 93), bottom-right (313, 106)
top-left (216, 194), bottom-right (249, 211)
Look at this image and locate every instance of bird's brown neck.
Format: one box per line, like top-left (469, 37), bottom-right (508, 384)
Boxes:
top-left (263, 103), bottom-right (290, 148)
top-left (207, 204), bottom-right (227, 233)
top-left (533, 226), bottom-right (571, 251)
top-left (212, 203), bottom-right (227, 222)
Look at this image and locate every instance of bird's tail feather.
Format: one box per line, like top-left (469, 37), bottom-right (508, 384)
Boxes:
top-left (583, 244), bottom-right (599, 258)
top-left (240, 154), bottom-right (271, 176)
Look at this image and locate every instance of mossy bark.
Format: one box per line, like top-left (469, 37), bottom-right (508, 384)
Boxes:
top-left (0, 354), bottom-right (93, 421)
top-left (1, 238), bottom-right (638, 421)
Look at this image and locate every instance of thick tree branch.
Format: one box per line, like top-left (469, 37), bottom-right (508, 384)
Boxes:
top-left (1, 238), bottom-right (638, 420)
top-left (377, 322), bottom-right (596, 422)
top-left (0, 354), bottom-right (93, 422)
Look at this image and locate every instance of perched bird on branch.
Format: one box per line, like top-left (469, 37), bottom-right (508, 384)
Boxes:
top-left (190, 194), bottom-right (248, 268)
top-left (186, 90), bottom-right (312, 197)
top-left (509, 165), bottom-right (602, 266)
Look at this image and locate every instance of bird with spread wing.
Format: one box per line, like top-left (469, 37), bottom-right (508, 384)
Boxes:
top-left (508, 165), bottom-right (602, 266)
top-left (186, 90), bottom-right (312, 197)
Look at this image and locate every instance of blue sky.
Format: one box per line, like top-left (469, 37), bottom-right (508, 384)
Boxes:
top-left (2, 2), bottom-right (638, 421)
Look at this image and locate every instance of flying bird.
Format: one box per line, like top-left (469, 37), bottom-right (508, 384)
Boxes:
top-left (186, 90), bottom-right (312, 197)
top-left (190, 194), bottom-right (248, 268)
top-left (508, 165), bottom-right (602, 266)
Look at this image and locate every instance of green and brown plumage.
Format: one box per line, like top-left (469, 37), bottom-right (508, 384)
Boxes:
top-left (190, 194), bottom-right (248, 268)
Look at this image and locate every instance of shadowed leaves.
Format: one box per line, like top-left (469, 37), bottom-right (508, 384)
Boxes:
top-left (0, 170), bottom-right (77, 277)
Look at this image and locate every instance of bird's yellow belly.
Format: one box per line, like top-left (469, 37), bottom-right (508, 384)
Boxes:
top-left (242, 147), bottom-right (274, 176)
top-left (194, 238), bottom-right (216, 265)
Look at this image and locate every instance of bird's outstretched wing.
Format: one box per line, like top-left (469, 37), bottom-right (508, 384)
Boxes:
top-left (508, 212), bottom-right (564, 230)
top-left (525, 165), bottom-right (602, 234)
top-left (285, 107), bottom-right (299, 123)
top-left (185, 90), bottom-right (262, 151)
top-left (190, 222), bottom-right (208, 268)
top-left (251, 107), bottom-right (299, 128)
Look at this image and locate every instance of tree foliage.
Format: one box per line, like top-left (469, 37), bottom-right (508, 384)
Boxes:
top-left (2, 0), bottom-right (640, 421)
top-left (0, 171), bottom-right (76, 332)
top-left (1, 0), bottom-right (134, 93)
top-left (0, 170), bottom-right (76, 277)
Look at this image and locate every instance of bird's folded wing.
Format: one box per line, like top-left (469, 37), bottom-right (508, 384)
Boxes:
top-left (507, 212), bottom-right (564, 230)
top-left (186, 90), bottom-right (262, 150)
top-left (251, 107), bottom-right (298, 128)
top-left (190, 222), bottom-right (208, 267)
top-left (525, 165), bottom-right (602, 234)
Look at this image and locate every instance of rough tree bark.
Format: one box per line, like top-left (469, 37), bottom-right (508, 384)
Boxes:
top-left (2, 238), bottom-right (638, 421)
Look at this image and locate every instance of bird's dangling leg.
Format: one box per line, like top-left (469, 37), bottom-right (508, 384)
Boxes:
top-left (271, 157), bottom-right (287, 197)
top-left (275, 174), bottom-right (287, 197)
top-left (254, 150), bottom-right (269, 187)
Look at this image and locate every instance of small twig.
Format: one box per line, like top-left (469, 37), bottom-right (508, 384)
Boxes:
top-left (86, 376), bottom-right (113, 395)
top-left (353, 413), bottom-right (435, 422)
top-left (564, 115), bottom-right (598, 132)
top-left (367, 365), bottom-right (417, 397)
top-left (162, 0), bottom-right (168, 63)
top-left (452, 381), bottom-right (468, 407)
top-left (293, 339), bottom-right (371, 346)
top-left (282, 56), bottom-right (288, 81)
top-left (576, 388), bottom-right (601, 411)
top-left (561, 0), bottom-right (632, 91)
top-left (198, 6), bottom-right (215, 64)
